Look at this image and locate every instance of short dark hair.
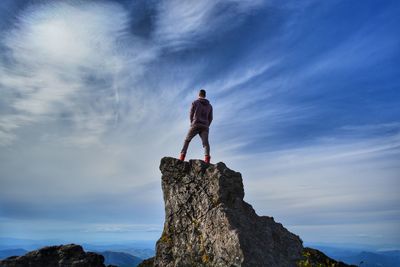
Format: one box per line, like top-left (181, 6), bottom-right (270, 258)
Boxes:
top-left (199, 89), bottom-right (206, 97)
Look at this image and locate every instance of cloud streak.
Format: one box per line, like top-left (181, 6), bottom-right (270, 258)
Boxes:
top-left (154, 0), bottom-right (264, 50)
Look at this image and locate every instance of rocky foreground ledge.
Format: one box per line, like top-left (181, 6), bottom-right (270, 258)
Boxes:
top-left (0, 244), bottom-right (113, 267)
top-left (139, 157), bottom-right (355, 267)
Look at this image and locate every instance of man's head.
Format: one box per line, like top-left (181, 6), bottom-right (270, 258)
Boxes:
top-left (199, 89), bottom-right (206, 98)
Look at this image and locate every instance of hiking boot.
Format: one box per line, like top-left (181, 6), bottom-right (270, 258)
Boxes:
top-left (205, 155), bottom-right (211, 164)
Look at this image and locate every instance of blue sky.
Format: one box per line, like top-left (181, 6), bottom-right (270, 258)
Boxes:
top-left (0, 0), bottom-right (399, 250)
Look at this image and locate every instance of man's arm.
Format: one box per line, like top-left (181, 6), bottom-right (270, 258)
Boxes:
top-left (190, 102), bottom-right (195, 124)
top-left (208, 105), bottom-right (213, 126)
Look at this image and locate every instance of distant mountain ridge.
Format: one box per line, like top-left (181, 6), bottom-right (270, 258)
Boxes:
top-left (83, 243), bottom-right (154, 260)
top-left (3, 244), bottom-right (397, 267)
top-left (99, 251), bottom-right (142, 267)
top-left (0, 249), bottom-right (27, 260)
top-left (309, 245), bottom-right (400, 267)
top-left (341, 250), bottom-right (400, 267)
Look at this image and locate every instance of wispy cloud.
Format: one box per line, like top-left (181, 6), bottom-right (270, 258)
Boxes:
top-left (0, 1), bottom-right (161, 147)
top-left (154, 0), bottom-right (264, 50)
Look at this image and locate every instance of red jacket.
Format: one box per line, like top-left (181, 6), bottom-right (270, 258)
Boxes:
top-left (190, 98), bottom-right (213, 127)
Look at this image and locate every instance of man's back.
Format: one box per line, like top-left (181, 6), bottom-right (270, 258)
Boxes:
top-left (190, 98), bottom-right (213, 127)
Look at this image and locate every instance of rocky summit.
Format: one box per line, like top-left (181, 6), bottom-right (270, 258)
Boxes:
top-left (0, 244), bottom-right (111, 267)
top-left (152, 157), bottom-right (304, 267)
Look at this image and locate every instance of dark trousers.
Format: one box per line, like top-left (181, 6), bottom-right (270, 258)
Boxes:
top-left (181, 124), bottom-right (210, 156)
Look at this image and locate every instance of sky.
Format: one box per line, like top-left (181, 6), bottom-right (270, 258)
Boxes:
top-left (0, 0), bottom-right (399, 250)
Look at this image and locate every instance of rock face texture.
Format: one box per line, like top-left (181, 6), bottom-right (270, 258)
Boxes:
top-left (0, 244), bottom-right (109, 267)
top-left (153, 157), bottom-right (304, 267)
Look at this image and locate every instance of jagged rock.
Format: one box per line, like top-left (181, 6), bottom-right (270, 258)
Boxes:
top-left (0, 244), bottom-right (108, 267)
top-left (153, 157), bottom-right (304, 267)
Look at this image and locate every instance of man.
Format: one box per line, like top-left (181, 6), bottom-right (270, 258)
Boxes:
top-left (180, 89), bottom-right (213, 163)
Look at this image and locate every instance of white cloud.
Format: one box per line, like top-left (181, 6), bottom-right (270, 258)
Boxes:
top-left (154, 0), bottom-right (264, 49)
top-left (206, 61), bottom-right (278, 93)
top-left (0, 1), bottom-right (159, 147)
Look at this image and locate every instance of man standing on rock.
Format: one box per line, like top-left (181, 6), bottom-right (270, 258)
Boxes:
top-left (180, 89), bottom-right (213, 163)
